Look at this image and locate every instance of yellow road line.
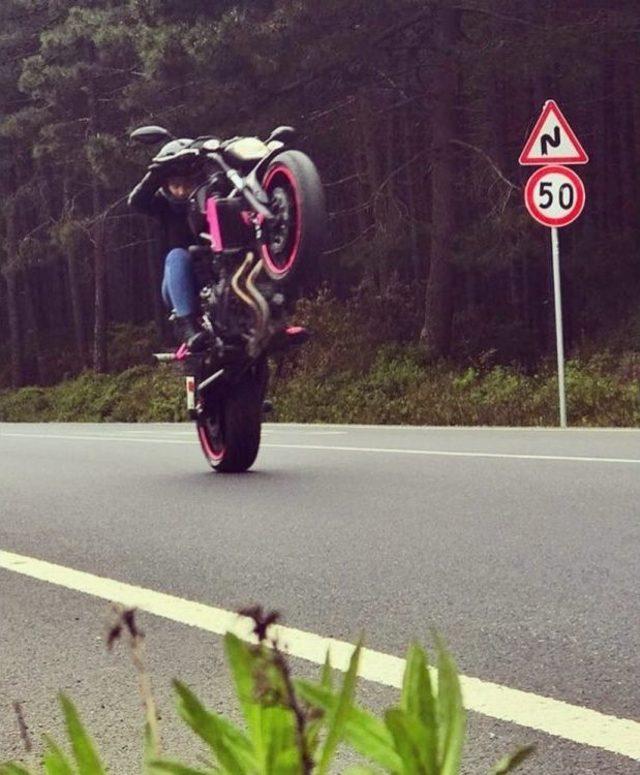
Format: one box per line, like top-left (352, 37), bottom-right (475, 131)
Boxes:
top-left (0, 549), bottom-right (638, 760)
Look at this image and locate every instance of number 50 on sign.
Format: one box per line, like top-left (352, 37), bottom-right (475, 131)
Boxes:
top-left (524, 165), bottom-right (585, 228)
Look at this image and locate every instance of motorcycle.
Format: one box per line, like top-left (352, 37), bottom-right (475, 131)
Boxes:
top-left (130, 125), bottom-right (326, 472)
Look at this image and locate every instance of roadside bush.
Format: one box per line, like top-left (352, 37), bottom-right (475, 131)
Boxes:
top-left (107, 323), bottom-right (163, 374)
top-left (563, 355), bottom-right (640, 426)
top-left (1, 302), bottom-right (639, 426)
top-left (271, 348), bottom-right (640, 427)
top-left (0, 367), bottom-right (185, 423)
top-left (0, 609), bottom-right (533, 774)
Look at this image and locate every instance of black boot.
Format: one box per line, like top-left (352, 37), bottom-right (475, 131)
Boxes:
top-left (174, 314), bottom-right (208, 353)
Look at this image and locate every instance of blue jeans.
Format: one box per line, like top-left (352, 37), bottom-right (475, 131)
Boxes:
top-left (161, 248), bottom-right (198, 317)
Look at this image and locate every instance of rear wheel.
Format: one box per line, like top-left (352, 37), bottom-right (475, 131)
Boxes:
top-left (196, 359), bottom-right (267, 472)
top-left (261, 150), bottom-right (326, 284)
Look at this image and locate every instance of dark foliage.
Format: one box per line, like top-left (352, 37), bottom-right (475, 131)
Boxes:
top-left (1, 1), bottom-right (639, 387)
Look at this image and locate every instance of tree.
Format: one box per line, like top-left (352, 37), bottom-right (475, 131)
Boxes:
top-left (1, 0), bottom-right (640, 388)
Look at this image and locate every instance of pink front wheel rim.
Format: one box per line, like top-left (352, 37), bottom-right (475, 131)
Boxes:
top-left (261, 164), bottom-right (302, 278)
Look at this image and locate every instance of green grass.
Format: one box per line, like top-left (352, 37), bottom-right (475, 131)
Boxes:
top-left (1, 293), bottom-right (639, 426)
top-left (0, 366), bottom-right (185, 423)
top-left (270, 348), bottom-right (640, 427)
top-left (1, 348), bottom-right (639, 426)
top-left (0, 609), bottom-right (534, 774)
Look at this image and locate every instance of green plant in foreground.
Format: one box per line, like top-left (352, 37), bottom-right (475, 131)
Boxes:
top-left (1, 609), bottom-right (534, 774)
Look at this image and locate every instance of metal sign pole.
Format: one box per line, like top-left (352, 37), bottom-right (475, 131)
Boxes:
top-left (550, 226), bottom-right (567, 428)
top-left (520, 100), bottom-right (587, 429)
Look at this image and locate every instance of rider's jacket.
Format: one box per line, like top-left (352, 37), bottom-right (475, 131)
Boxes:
top-left (128, 171), bottom-right (194, 250)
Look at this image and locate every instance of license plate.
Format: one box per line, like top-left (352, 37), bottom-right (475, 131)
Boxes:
top-left (185, 376), bottom-right (195, 410)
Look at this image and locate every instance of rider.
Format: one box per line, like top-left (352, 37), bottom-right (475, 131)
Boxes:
top-left (129, 135), bottom-right (307, 359)
top-left (128, 138), bottom-right (209, 351)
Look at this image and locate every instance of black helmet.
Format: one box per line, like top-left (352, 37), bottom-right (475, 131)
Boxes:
top-left (152, 138), bottom-right (202, 177)
top-left (153, 137), bottom-right (194, 162)
top-left (153, 138), bottom-right (203, 204)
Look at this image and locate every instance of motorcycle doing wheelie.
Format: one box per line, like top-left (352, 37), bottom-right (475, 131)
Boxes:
top-left (130, 125), bottom-right (326, 472)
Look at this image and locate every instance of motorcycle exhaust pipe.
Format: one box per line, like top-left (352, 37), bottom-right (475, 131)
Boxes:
top-left (245, 258), bottom-right (270, 337)
top-left (230, 252), bottom-right (273, 357)
top-left (231, 252), bottom-right (259, 316)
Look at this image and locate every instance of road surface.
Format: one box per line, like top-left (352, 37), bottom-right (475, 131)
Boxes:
top-left (1, 423), bottom-right (639, 773)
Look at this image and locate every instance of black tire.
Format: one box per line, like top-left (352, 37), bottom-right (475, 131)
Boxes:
top-left (196, 359), bottom-right (267, 473)
top-left (261, 150), bottom-right (326, 284)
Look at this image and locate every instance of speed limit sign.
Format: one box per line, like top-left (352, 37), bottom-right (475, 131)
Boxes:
top-left (524, 165), bottom-right (585, 228)
top-left (519, 102), bottom-right (589, 428)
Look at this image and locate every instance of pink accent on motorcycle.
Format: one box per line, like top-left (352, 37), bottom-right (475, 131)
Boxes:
top-left (175, 343), bottom-right (190, 361)
top-left (198, 425), bottom-right (225, 462)
top-left (206, 197), bottom-right (224, 252)
top-left (261, 165), bottom-right (302, 278)
top-left (286, 326), bottom-right (305, 335)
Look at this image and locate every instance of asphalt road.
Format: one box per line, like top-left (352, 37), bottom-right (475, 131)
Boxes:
top-left (1, 422), bottom-right (639, 773)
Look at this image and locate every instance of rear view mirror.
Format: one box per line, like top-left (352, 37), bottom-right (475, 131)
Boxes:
top-left (130, 126), bottom-right (174, 145)
top-left (267, 126), bottom-right (296, 145)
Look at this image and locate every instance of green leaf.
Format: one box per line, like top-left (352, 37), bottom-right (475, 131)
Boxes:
top-left (0, 764), bottom-right (34, 775)
top-left (316, 640), bottom-right (362, 775)
top-left (384, 708), bottom-right (425, 775)
top-left (434, 637), bottom-right (466, 775)
top-left (147, 760), bottom-right (215, 774)
top-left (320, 650), bottom-right (333, 691)
top-left (173, 680), bottom-right (254, 774)
top-left (59, 694), bottom-right (107, 775)
top-left (296, 680), bottom-right (401, 773)
top-left (42, 735), bottom-right (74, 775)
top-left (225, 632), bottom-right (302, 773)
top-left (304, 649), bottom-right (333, 755)
top-left (271, 744), bottom-right (304, 775)
top-left (304, 709), bottom-right (324, 757)
top-left (489, 745), bottom-right (536, 774)
top-left (261, 704), bottom-right (300, 775)
top-left (223, 633), bottom-right (265, 758)
top-left (401, 643), bottom-right (438, 775)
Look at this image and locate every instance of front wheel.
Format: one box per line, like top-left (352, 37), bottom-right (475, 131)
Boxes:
top-left (261, 150), bottom-right (326, 284)
top-left (196, 360), bottom-right (266, 472)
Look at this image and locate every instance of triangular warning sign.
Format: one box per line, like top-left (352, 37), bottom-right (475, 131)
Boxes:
top-left (519, 100), bottom-right (589, 166)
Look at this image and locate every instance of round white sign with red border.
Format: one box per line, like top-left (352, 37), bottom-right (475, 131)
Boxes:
top-left (524, 165), bottom-right (586, 228)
